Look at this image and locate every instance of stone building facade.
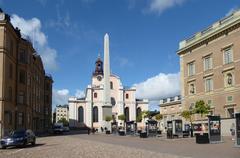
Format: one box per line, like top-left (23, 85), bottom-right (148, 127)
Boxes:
top-left (55, 105), bottom-right (69, 123)
top-left (0, 10), bottom-right (53, 137)
top-left (159, 96), bottom-right (182, 131)
top-left (177, 10), bottom-right (240, 121)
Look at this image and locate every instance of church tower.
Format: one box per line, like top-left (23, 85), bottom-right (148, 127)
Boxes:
top-left (93, 54), bottom-right (103, 76)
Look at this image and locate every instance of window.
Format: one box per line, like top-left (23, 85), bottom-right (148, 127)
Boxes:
top-left (4, 111), bottom-right (12, 125)
top-left (136, 107), bottom-right (141, 122)
top-left (124, 107), bottom-right (129, 122)
top-left (18, 91), bottom-right (25, 104)
top-left (188, 62), bottom-right (195, 76)
top-left (110, 81), bottom-right (113, 89)
top-left (227, 108), bottom-right (234, 118)
top-left (223, 48), bottom-right (233, 64)
top-left (189, 83), bottom-right (195, 95)
top-left (205, 78), bottom-right (213, 92)
top-left (207, 100), bottom-right (213, 107)
top-left (126, 93), bottom-right (129, 99)
top-left (19, 51), bottom-right (27, 64)
top-left (94, 92), bottom-right (97, 98)
top-left (10, 39), bottom-right (13, 56)
top-left (111, 97), bottom-right (116, 106)
top-left (78, 106), bottom-right (84, 123)
top-left (204, 56), bottom-right (212, 71)
top-left (9, 63), bottom-right (13, 79)
top-left (227, 96), bottom-right (233, 103)
top-left (93, 106), bottom-right (98, 122)
top-left (190, 103), bottom-right (195, 110)
top-left (8, 87), bottom-right (12, 102)
top-left (19, 70), bottom-right (26, 84)
top-left (18, 112), bottom-right (23, 125)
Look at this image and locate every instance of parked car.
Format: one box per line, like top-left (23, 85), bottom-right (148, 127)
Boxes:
top-left (53, 123), bottom-right (64, 134)
top-left (63, 126), bottom-right (70, 132)
top-left (0, 129), bottom-right (36, 149)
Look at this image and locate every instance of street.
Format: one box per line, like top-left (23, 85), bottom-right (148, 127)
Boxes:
top-left (0, 132), bottom-right (239, 158)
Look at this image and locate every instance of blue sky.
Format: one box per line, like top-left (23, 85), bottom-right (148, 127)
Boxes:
top-left (1, 0), bottom-right (239, 110)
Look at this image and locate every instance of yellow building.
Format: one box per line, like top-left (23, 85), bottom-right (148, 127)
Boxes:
top-left (0, 9), bottom-right (53, 137)
top-left (177, 10), bottom-right (240, 121)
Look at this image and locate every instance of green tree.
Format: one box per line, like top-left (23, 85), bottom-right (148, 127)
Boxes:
top-left (155, 113), bottom-right (163, 121)
top-left (118, 114), bottom-right (126, 130)
top-left (57, 118), bottom-right (69, 126)
top-left (105, 116), bottom-right (112, 122)
top-left (142, 111), bottom-right (151, 119)
top-left (136, 115), bottom-right (142, 122)
top-left (194, 100), bottom-right (210, 118)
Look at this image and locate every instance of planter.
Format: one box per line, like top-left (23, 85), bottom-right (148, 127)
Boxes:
top-left (118, 130), bottom-right (125, 136)
top-left (106, 130), bottom-right (111, 134)
top-left (195, 133), bottom-right (209, 144)
top-left (140, 132), bottom-right (148, 138)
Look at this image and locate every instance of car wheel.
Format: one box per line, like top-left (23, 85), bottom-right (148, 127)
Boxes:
top-left (31, 139), bottom-right (36, 146)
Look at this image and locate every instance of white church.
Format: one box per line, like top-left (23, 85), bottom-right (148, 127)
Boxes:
top-left (68, 34), bottom-right (149, 132)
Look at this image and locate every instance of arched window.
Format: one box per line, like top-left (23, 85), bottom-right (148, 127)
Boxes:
top-left (136, 107), bottom-right (141, 122)
top-left (93, 106), bottom-right (98, 122)
top-left (78, 107), bottom-right (84, 123)
top-left (124, 107), bottom-right (129, 122)
top-left (94, 92), bottom-right (97, 98)
top-left (111, 97), bottom-right (116, 106)
top-left (110, 81), bottom-right (113, 89)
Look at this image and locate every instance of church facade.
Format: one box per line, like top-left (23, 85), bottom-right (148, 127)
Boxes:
top-left (68, 34), bottom-right (148, 131)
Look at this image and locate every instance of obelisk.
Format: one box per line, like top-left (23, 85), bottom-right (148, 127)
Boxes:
top-left (102, 33), bottom-right (112, 126)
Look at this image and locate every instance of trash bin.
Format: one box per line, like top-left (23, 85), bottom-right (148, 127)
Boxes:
top-left (140, 132), bottom-right (148, 138)
top-left (195, 133), bottom-right (209, 144)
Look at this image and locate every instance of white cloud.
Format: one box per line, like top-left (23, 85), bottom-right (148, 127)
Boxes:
top-left (148, 0), bottom-right (186, 14)
top-left (53, 89), bottom-right (85, 107)
top-left (11, 14), bottom-right (58, 72)
top-left (134, 72), bottom-right (180, 100)
top-left (53, 89), bottom-right (70, 106)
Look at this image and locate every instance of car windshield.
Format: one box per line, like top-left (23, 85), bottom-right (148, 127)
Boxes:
top-left (9, 131), bottom-right (25, 138)
top-left (54, 126), bottom-right (61, 129)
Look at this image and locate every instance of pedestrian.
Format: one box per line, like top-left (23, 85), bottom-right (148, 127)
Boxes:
top-left (87, 128), bottom-right (90, 135)
top-left (230, 123), bottom-right (235, 141)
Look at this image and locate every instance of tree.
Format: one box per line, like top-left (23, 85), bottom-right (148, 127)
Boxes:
top-left (194, 100), bottom-right (210, 118)
top-left (194, 100), bottom-right (210, 133)
top-left (105, 116), bottom-right (112, 122)
top-left (136, 115), bottom-right (142, 122)
top-left (118, 114), bottom-right (126, 130)
top-left (155, 113), bottom-right (163, 121)
top-left (142, 111), bottom-right (151, 120)
top-left (118, 114), bottom-right (126, 121)
top-left (105, 115), bottom-right (112, 132)
top-left (181, 110), bottom-right (194, 137)
top-left (57, 118), bottom-right (69, 126)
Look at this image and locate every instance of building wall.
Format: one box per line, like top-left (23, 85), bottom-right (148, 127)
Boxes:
top-left (178, 10), bottom-right (240, 121)
top-left (0, 11), bottom-right (53, 137)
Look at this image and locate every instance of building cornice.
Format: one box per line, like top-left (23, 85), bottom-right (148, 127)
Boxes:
top-left (177, 10), bottom-right (240, 55)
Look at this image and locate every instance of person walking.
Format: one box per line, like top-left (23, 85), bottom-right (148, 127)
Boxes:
top-left (230, 123), bottom-right (235, 141)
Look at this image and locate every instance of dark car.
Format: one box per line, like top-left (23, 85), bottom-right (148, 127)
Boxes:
top-left (0, 129), bottom-right (36, 149)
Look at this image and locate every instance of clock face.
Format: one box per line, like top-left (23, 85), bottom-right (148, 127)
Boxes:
top-left (97, 76), bottom-right (102, 81)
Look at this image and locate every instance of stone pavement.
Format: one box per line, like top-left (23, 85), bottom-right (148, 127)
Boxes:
top-left (0, 133), bottom-right (239, 158)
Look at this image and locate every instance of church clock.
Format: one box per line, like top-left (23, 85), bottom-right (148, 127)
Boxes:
top-left (97, 75), bottom-right (102, 81)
